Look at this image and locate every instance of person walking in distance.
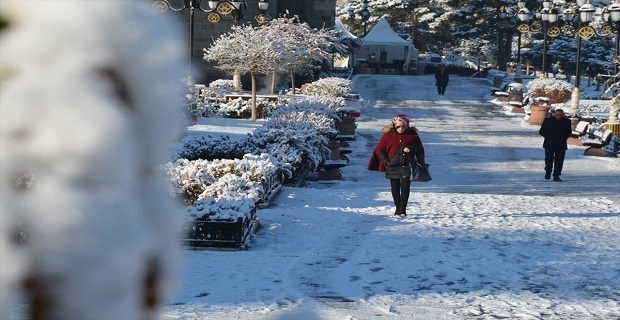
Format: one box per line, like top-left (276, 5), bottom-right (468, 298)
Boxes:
top-left (539, 108), bottom-right (572, 181)
top-left (368, 115), bottom-right (425, 217)
top-left (435, 65), bottom-right (449, 95)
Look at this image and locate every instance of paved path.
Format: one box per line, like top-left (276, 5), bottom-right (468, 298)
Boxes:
top-left (353, 74), bottom-right (620, 201)
top-left (162, 74), bottom-right (620, 320)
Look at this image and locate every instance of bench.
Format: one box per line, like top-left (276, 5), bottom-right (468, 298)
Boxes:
top-left (571, 121), bottom-right (589, 138)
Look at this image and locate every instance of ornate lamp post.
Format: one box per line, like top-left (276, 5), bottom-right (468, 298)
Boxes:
top-left (607, 1), bottom-right (620, 81)
top-left (505, 1), bottom-right (557, 80)
top-left (152, 0), bottom-right (270, 79)
top-left (514, 0), bottom-right (530, 83)
top-left (361, 0), bottom-right (370, 36)
top-left (496, 5), bottom-right (516, 72)
top-left (537, 1), bottom-right (559, 78)
top-left (569, 0), bottom-right (595, 110)
top-left (604, 0), bottom-right (620, 136)
top-left (348, 0), bottom-right (372, 37)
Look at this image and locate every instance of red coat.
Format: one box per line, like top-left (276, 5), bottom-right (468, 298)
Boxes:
top-left (367, 126), bottom-right (425, 172)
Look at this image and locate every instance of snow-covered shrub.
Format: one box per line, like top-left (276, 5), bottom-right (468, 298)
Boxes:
top-left (303, 95), bottom-right (347, 111)
top-left (186, 196), bottom-right (257, 221)
top-left (219, 97), bottom-right (250, 118)
top-left (246, 127), bottom-right (327, 176)
top-left (246, 103), bottom-right (334, 177)
top-left (220, 97), bottom-right (278, 119)
top-left (0, 1), bottom-right (186, 319)
top-left (176, 135), bottom-right (245, 161)
top-left (526, 78), bottom-right (573, 104)
top-left (174, 97), bottom-right (339, 183)
top-left (301, 77), bottom-right (352, 97)
top-left (269, 100), bottom-right (340, 137)
top-left (209, 79), bottom-right (235, 91)
top-left (183, 81), bottom-right (200, 123)
top-left (194, 100), bottom-right (220, 117)
top-left (197, 79), bottom-right (233, 103)
top-left (164, 154), bottom-right (291, 206)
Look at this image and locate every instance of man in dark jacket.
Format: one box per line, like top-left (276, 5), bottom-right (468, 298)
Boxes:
top-left (538, 108), bottom-right (572, 181)
top-left (435, 66), bottom-right (449, 95)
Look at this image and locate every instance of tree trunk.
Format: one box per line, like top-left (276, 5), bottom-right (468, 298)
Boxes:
top-left (271, 71), bottom-right (276, 94)
top-left (496, 28), bottom-right (504, 71)
top-left (251, 72), bottom-right (257, 122)
top-left (290, 67), bottom-right (295, 94)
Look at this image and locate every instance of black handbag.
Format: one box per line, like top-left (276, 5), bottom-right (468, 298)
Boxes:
top-left (410, 162), bottom-right (432, 182)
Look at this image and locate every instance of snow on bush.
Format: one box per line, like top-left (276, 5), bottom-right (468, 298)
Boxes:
top-left (526, 77), bottom-right (574, 104)
top-left (165, 154), bottom-right (291, 206)
top-left (301, 77), bottom-right (353, 97)
top-left (209, 79), bottom-right (235, 91)
top-left (268, 99), bottom-right (340, 136)
top-left (0, 1), bottom-right (186, 319)
top-left (176, 134), bottom-right (245, 161)
top-left (243, 98), bottom-right (342, 175)
top-left (169, 96), bottom-right (342, 224)
top-left (219, 97), bottom-right (278, 119)
top-left (293, 95), bottom-right (347, 112)
top-left (245, 127), bottom-right (328, 176)
top-left (176, 97), bottom-right (340, 169)
top-left (191, 173), bottom-right (261, 218)
top-left (186, 195), bottom-right (257, 221)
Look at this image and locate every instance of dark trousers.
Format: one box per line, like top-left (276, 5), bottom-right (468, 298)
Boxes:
top-left (544, 148), bottom-right (566, 178)
top-left (437, 85), bottom-right (447, 95)
top-left (390, 179), bottom-right (411, 214)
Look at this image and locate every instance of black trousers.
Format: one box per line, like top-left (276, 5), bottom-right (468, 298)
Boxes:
top-left (390, 179), bottom-right (411, 211)
top-left (544, 148), bottom-right (566, 178)
top-left (437, 85), bottom-right (447, 95)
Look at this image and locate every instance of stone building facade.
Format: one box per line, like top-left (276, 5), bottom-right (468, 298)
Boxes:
top-left (159, 0), bottom-right (336, 84)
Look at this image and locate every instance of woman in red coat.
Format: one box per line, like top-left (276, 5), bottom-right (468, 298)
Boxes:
top-left (368, 115), bottom-right (425, 217)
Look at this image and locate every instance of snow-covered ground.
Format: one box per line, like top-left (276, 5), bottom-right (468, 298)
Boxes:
top-left (160, 75), bottom-right (619, 320)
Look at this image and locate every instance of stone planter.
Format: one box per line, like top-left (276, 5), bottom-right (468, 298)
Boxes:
top-left (182, 216), bottom-right (258, 250)
top-left (528, 106), bottom-right (550, 126)
top-left (317, 168), bottom-right (342, 180)
top-left (338, 118), bottom-right (356, 136)
top-left (182, 208), bottom-right (258, 250)
top-left (327, 141), bottom-right (341, 160)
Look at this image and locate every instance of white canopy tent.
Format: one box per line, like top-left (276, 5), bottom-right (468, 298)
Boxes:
top-left (358, 18), bottom-right (418, 74)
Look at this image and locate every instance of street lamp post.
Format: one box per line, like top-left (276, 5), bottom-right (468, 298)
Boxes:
top-left (604, 0), bottom-right (620, 136)
top-left (538, 1), bottom-right (559, 78)
top-left (497, 6), bottom-right (507, 72)
top-left (347, 0), bottom-right (372, 37)
top-left (361, 0), bottom-right (370, 36)
top-left (608, 1), bottom-right (620, 82)
top-left (514, 1), bottom-right (530, 83)
top-left (504, 1), bottom-right (557, 80)
top-left (570, 0), bottom-right (595, 111)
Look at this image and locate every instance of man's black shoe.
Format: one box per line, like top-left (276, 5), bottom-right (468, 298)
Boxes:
top-left (553, 177), bottom-right (562, 182)
top-left (545, 172), bottom-right (551, 180)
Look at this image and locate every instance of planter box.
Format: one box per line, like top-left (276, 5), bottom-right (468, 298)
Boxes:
top-left (338, 118), bottom-right (356, 136)
top-left (182, 208), bottom-right (259, 250)
top-left (317, 168), bottom-right (342, 180)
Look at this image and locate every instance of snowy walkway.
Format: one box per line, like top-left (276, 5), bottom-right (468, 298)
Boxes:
top-left (161, 75), bottom-right (620, 320)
